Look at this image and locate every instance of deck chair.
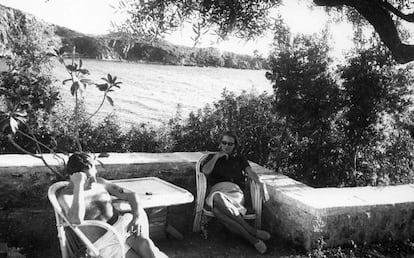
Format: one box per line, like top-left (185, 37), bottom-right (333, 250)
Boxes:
top-left (193, 152), bottom-right (266, 233)
top-left (48, 181), bottom-right (126, 258)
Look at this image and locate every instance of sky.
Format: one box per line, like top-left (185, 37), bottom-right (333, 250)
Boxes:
top-left (0, 0), bottom-right (354, 57)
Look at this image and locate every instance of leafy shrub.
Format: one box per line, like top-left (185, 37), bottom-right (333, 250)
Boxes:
top-left (264, 33), bottom-right (414, 187)
top-left (1, 32), bottom-right (121, 177)
top-left (309, 238), bottom-right (414, 258)
top-left (0, 21), bottom-right (60, 154)
top-left (122, 123), bottom-right (161, 153)
top-left (163, 105), bottom-right (219, 153)
top-left (265, 33), bottom-right (346, 186)
top-left (164, 89), bottom-right (278, 164)
top-left (337, 44), bottom-right (414, 186)
top-left (81, 114), bottom-right (124, 152)
top-left (65, 36), bottom-right (104, 58)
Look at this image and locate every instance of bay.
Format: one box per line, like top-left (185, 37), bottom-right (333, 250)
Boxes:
top-left (53, 60), bottom-right (273, 127)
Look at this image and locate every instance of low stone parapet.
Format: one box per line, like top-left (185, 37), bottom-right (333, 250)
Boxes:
top-left (253, 164), bottom-right (414, 250)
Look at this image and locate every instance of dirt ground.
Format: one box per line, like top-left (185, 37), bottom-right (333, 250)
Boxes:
top-left (156, 223), bottom-right (305, 258)
top-left (27, 204), bottom-right (306, 258)
top-left (30, 222), bottom-right (305, 258)
top-left (20, 202), bottom-right (414, 258)
top-left (154, 204), bottom-right (305, 258)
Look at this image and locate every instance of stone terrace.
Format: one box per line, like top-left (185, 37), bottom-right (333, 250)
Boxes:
top-left (1, 152), bottom-right (414, 256)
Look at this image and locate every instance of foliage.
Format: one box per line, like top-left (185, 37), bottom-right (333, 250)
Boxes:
top-left (0, 35), bottom-right (121, 176)
top-left (266, 33), bottom-right (345, 186)
top-left (57, 113), bottom-right (163, 154)
top-left (63, 36), bottom-right (105, 58)
top-left (162, 104), bottom-right (221, 153)
top-left (340, 44), bottom-right (412, 149)
top-left (122, 123), bottom-right (161, 153)
top-left (192, 47), bottom-right (223, 67)
top-left (164, 90), bottom-right (278, 164)
top-left (4, 14), bottom-right (57, 74)
top-left (1, 87), bottom-right (278, 166)
top-left (0, 21), bottom-right (60, 162)
top-left (115, 0), bottom-right (279, 42)
top-left (115, 0), bottom-right (414, 63)
top-left (338, 43), bottom-right (414, 186)
top-left (49, 47), bottom-right (122, 152)
top-left (80, 114), bottom-right (124, 152)
top-left (375, 128), bottom-right (414, 185)
top-left (309, 238), bottom-right (414, 258)
top-left (267, 33), bottom-right (340, 136)
top-left (15, 110), bottom-right (163, 155)
top-left (263, 32), bottom-right (414, 187)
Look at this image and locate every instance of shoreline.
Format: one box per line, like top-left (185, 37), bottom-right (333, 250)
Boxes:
top-left (58, 57), bottom-right (268, 71)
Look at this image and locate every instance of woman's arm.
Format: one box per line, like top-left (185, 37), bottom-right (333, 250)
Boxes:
top-left (201, 152), bottom-right (228, 175)
top-left (245, 166), bottom-right (261, 182)
top-left (67, 172), bottom-right (87, 224)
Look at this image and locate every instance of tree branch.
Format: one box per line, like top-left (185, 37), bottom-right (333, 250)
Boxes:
top-left (314, 0), bottom-right (348, 7)
top-left (314, 0), bottom-right (414, 63)
top-left (7, 134), bottom-right (64, 178)
top-left (84, 92), bottom-right (107, 123)
top-left (17, 129), bottom-right (67, 165)
top-left (74, 91), bottom-right (83, 151)
top-left (352, 1), bottom-right (414, 63)
top-left (379, 0), bottom-right (414, 22)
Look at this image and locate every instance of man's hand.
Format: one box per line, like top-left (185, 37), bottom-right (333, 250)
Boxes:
top-left (216, 151), bottom-right (229, 160)
top-left (70, 172), bottom-right (87, 186)
top-left (127, 216), bottom-right (142, 237)
top-left (261, 182), bottom-right (270, 202)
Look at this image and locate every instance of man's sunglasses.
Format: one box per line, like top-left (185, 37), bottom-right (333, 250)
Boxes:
top-left (221, 141), bottom-right (235, 146)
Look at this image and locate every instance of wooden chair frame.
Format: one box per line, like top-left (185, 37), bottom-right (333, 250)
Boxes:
top-left (48, 181), bottom-right (126, 258)
top-left (192, 152), bottom-right (264, 233)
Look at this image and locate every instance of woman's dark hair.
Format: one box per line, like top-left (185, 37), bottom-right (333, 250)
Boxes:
top-left (66, 152), bottom-right (93, 175)
top-left (221, 130), bottom-right (239, 152)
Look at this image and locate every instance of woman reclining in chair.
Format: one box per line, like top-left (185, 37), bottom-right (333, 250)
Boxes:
top-left (202, 131), bottom-right (271, 254)
top-left (57, 152), bottom-right (167, 258)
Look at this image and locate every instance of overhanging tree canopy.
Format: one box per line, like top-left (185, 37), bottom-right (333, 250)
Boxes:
top-left (116, 0), bottom-right (414, 63)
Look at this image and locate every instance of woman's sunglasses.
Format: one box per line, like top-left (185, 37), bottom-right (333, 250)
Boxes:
top-left (221, 141), bottom-right (235, 146)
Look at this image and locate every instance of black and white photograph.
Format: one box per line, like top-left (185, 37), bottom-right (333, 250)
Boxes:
top-left (1, 0), bottom-right (414, 257)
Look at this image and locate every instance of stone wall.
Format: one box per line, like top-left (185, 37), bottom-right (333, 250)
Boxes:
top-left (254, 163), bottom-right (414, 250)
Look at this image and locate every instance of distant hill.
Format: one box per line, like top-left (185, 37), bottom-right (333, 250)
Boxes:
top-left (0, 4), bottom-right (269, 70)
